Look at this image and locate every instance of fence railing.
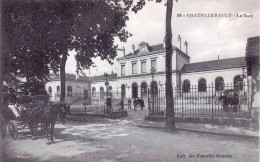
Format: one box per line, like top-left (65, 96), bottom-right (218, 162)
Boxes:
top-left (148, 82), bottom-right (252, 119)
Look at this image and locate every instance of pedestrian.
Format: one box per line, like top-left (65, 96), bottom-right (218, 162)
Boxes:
top-left (140, 98), bottom-right (145, 111)
top-left (133, 98), bottom-right (137, 111)
top-left (137, 97), bottom-right (140, 109)
top-left (119, 99), bottom-right (124, 112)
top-left (128, 98), bottom-right (131, 109)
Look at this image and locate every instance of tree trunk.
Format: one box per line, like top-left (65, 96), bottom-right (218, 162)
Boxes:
top-left (0, 0), bottom-right (3, 111)
top-left (165, 0), bottom-right (176, 131)
top-left (60, 54), bottom-right (67, 102)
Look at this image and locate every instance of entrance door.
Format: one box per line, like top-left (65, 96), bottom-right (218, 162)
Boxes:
top-left (141, 82), bottom-right (147, 98)
top-left (84, 90), bottom-right (88, 99)
top-left (132, 83), bottom-right (138, 98)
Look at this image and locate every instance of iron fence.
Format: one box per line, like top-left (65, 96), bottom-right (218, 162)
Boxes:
top-left (148, 82), bottom-right (252, 119)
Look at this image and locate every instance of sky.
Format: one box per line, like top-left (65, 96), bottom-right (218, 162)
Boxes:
top-left (65, 0), bottom-right (259, 76)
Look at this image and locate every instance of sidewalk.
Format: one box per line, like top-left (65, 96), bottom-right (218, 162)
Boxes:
top-left (137, 119), bottom-right (259, 141)
top-left (124, 108), bottom-right (259, 141)
top-left (68, 106), bottom-right (259, 141)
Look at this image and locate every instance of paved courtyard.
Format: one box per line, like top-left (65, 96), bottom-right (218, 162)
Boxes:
top-left (2, 108), bottom-right (259, 162)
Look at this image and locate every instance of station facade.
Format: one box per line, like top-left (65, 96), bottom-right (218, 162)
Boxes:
top-left (46, 41), bottom-right (247, 102)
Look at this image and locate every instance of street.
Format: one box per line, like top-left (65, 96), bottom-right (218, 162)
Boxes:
top-left (2, 108), bottom-right (259, 162)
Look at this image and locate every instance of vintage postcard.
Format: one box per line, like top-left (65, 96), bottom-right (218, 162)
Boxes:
top-left (0, 0), bottom-right (259, 161)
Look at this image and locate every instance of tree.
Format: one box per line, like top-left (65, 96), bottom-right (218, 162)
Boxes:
top-left (132, 0), bottom-right (177, 131)
top-left (2, 0), bottom-right (131, 100)
top-left (2, 1), bottom-right (61, 95)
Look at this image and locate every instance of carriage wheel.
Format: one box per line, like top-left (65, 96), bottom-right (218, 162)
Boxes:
top-left (9, 122), bottom-right (18, 140)
top-left (0, 113), bottom-right (6, 138)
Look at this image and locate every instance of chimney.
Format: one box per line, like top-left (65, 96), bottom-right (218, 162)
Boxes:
top-left (184, 41), bottom-right (188, 55)
top-left (132, 44), bottom-right (135, 54)
top-left (123, 47), bottom-right (125, 56)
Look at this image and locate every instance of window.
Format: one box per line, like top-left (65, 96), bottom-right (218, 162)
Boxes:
top-left (132, 62), bottom-right (137, 74)
top-left (48, 87), bottom-right (52, 96)
top-left (150, 81), bottom-right (158, 97)
top-left (75, 86), bottom-right (81, 95)
top-left (141, 82), bottom-right (147, 98)
top-left (141, 61), bottom-right (146, 73)
top-left (151, 60), bottom-right (157, 72)
top-left (198, 78), bottom-right (206, 92)
top-left (234, 75), bottom-right (243, 92)
top-left (132, 83), bottom-right (138, 98)
top-left (121, 64), bottom-right (125, 76)
top-left (84, 90), bottom-right (88, 99)
top-left (92, 87), bottom-right (96, 97)
top-left (182, 80), bottom-right (190, 93)
top-left (215, 77), bottom-right (224, 91)
top-left (56, 86), bottom-right (60, 96)
top-left (100, 87), bottom-right (104, 99)
top-left (67, 86), bottom-right (73, 96)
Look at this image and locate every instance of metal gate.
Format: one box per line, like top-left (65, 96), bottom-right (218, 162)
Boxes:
top-left (148, 82), bottom-right (252, 119)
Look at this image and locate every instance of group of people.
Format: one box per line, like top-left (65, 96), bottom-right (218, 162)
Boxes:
top-left (128, 97), bottom-right (145, 111)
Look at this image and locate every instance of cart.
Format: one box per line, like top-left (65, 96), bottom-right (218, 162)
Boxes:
top-left (7, 95), bottom-right (49, 140)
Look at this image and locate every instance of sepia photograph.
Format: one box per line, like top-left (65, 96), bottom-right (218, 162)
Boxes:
top-left (0, 0), bottom-right (259, 161)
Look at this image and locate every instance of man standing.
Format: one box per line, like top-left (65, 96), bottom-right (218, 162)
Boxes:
top-left (140, 98), bottom-right (145, 111)
top-left (119, 99), bottom-right (124, 112)
top-left (137, 97), bottom-right (140, 109)
top-left (128, 98), bottom-right (131, 109)
top-left (134, 98), bottom-right (137, 111)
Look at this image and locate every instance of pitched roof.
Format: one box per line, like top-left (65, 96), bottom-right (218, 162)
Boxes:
top-left (90, 73), bottom-right (117, 82)
top-left (182, 57), bottom-right (246, 73)
top-left (51, 73), bottom-right (89, 82)
top-left (246, 36), bottom-right (259, 58)
top-left (117, 43), bottom-right (189, 60)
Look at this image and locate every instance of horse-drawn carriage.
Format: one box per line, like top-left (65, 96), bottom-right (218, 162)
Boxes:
top-left (8, 95), bottom-right (50, 139)
top-left (3, 95), bottom-right (49, 139)
top-left (1, 93), bottom-right (71, 144)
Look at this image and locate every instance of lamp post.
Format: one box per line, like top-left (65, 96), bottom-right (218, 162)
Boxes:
top-left (104, 72), bottom-right (109, 95)
top-left (184, 41), bottom-right (188, 55)
top-left (241, 67), bottom-right (247, 79)
top-left (104, 72), bottom-right (110, 114)
top-left (151, 67), bottom-right (156, 115)
top-left (241, 67), bottom-right (248, 95)
top-left (151, 67), bottom-right (156, 81)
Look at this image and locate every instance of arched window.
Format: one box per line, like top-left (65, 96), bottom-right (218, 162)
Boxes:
top-left (234, 75), bottom-right (243, 92)
top-left (198, 78), bottom-right (207, 92)
top-left (150, 81), bottom-right (158, 96)
top-left (67, 86), bottom-right (72, 97)
top-left (48, 86), bottom-right (52, 96)
top-left (76, 86), bottom-right (81, 96)
top-left (100, 87), bottom-right (104, 99)
top-left (92, 87), bottom-right (96, 97)
top-left (57, 86), bottom-right (60, 96)
top-left (182, 80), bottom-right (190, 93)
top-left (215, 77), bottom-right (224, 91)
top-left (132, 83), bottom-right (138, 98)
top-left (141, 82), bottom-right (147, 98)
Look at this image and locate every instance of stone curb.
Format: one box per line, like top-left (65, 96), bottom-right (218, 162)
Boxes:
top-left (137, 124), bottom-right (259, 141)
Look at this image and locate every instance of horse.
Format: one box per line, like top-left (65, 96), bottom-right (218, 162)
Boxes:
top-left (219, 94), bottom-right (239, 112)
top-left (27, 102), bottom-right (70, 145)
